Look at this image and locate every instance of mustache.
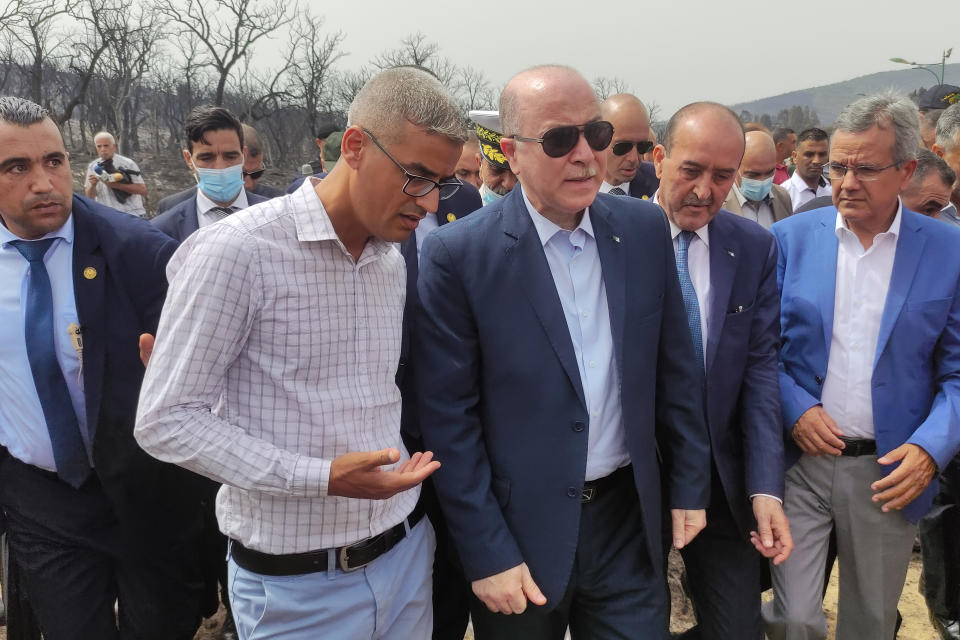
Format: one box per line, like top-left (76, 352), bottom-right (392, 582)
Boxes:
top-left (25, 193), bottom-right (67, 208)
top-left (681, 193), bottom-right (713, 207)
top-left (490, 183), bottom-right (512, 196)
top-left (567, 165), bottom-right (598, 180)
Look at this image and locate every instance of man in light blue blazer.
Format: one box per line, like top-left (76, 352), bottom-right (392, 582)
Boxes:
top-left (764, 92), bottom-right (960, 640)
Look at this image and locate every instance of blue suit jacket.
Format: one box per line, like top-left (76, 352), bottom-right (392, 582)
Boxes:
top-left (628, 162), bottom-right (660, 199)
top-left (775, 206), bottom-right (960, 523)
top-left (702, 211), bottom-right (784, 534)
top-left (151, 190), bottom-right (268, 243)
top-left (70, 195), bottom-right (203, 542)
top-left (415, 188), bottom-right (710, 606)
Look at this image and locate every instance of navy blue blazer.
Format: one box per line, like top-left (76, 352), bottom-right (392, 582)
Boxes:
top-left (70, 195), bottom-right (203, 543)
top-left (702, 211), bottom-right (784, 534)
top-left (154, 186), bottom-right (195, 215)
top-left (776, 206), bottom-right (960, 523)
top-left (151, 190), bottom-right (268, 243)
top-left (628, 161), bottom-right (660, 199)
top-left (415, 188), bottom-right (710, 606)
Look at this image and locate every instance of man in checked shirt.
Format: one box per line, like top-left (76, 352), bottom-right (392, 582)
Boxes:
top-left (135, 67), bottom-right (466, 639)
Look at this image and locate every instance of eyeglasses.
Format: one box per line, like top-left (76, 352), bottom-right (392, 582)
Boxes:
top-left (362, 128), bottom-right (462, 200)
top-left (242, 167), bottom-right (266, 180)
top-left (611, 140), bottom-right (655, 156)
top-left (827, 162), bottom-right (900, 182)
top-left (508, 121), bottom-right (614, 158)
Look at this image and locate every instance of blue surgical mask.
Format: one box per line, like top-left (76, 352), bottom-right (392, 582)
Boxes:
top-left (480, 183), bottom-right (505, 206)
top-left (194, 163), bottom-right (244, 203)
top-left (740, 175), bottom-right (774, 202)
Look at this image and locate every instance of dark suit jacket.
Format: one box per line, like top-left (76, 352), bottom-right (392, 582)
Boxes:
top-left (70, 195), bottom-right (203, 543)
top-left (398, 182), bottom-right (481, 448)
top-left (628, 162), bottom-right (660, 198)
top-left (701, 211), bottom-right (784, 534)
top-left (151, 190), bottom-right (268, 243)
top-left (793, 194), bottom-right (834, 214)
top-left (775, 206), bottom-right (960, 523)
top-left (286, 172), bottom-right (328, 194)
top-left (415, 188), bottom-right (710, 607)
top-left (154, 186), bottom-right (196, 216)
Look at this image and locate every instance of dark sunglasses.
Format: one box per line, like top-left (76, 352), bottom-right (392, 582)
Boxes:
top-left (509, 121), bottom-right (614, 158)
top-left (612, 140), bottom-right (654, 156)
top-left (242, 168), bottom-right (266, 180)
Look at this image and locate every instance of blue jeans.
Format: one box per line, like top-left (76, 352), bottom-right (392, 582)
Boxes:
top-left (228, 519), bottom-right (435, 640)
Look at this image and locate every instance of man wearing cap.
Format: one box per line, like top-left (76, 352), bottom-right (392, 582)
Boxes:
top-left (471, 110), bottom-right (519, 207)
top-left (599, 93), bottom-right (660, 199)
top-left (722, 130), bottom-right (794, 229)
top-left (416, 64), bottom-right (709, 638)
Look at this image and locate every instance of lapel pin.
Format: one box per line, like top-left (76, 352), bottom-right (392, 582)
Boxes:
top-left (727, 250), bottom-right (735, 257)
top-left (83, 267), bottom-right (97, 280)
top-left (641, 195), bottom-right (649, 200)
top-left (612, 235), bottom-right (621, 243)
top-left (737, 305), bottom-right (744, 313)
top-left (446, 213), bottom-right (457, 223)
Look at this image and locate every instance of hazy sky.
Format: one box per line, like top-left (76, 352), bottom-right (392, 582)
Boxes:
top-left (285, 0), bottom-right (960, 115)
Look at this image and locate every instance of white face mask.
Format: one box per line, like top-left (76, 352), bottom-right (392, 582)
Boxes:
top-left (480, 183), bottom-right (506, 206)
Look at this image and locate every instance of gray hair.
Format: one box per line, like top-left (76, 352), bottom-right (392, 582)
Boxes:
top-left (913, 147), bottom-right (956, 187)
top-left (833, 91), bottom-right (920, 164)
top-left (936, 103), bottom-right (960, 153)
top-left (93, 131), bottom-right (115, 144)
top-left (499, 64), bottom-right (583, 136)
top-left (348, 67), bottom-right (466, 145)
top-left (0, 96), bottom-right (50, 126)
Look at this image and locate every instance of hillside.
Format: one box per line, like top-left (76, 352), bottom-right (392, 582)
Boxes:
top-left (731, 63), bottom-right (960, 125)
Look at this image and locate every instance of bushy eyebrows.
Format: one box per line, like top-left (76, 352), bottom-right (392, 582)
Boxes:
top-left (0, 151), bottom-right (66, 169)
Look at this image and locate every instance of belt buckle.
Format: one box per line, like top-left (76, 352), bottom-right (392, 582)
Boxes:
top-left (581, 486), bottom-right (595, 503)
top-left (338, 543), bottom-right (371, 572)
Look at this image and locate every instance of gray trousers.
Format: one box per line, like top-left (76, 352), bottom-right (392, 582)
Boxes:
top-left (763, 453), bottom-right (916, 640)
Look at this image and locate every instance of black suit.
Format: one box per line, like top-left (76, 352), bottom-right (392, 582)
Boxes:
top-left (0, 196), bottom-right (204, 639)
top-left (629, 161), bottom-right (660, 198)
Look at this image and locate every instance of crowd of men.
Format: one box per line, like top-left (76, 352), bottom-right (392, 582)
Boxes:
top-left (2, 66), bottom-right (960, 640)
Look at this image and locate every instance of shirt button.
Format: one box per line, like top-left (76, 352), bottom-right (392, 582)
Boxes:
top-left (567, 487), bottom-right (579, 498)
top-left (573, 421), bottom-right (585, 432)
top-left (589, 360), bottom-right (596, 368)
top-left (581, 311), bottom-right (589, 318)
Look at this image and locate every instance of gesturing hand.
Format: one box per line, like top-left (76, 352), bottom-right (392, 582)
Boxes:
top-left (328, 448), bottom-right (440, 500)
top-left (791, 405), bottom-right (845, 456)
top-left (472, 563), bottom-right (547, 614)
top-left (749, 496), bottom-right (793, 565)
top-left (671, 508), bottom-right (706, 549)
top-left (872, 444), bottom-right (937, 512)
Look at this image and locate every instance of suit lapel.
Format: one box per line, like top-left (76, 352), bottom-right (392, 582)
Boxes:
top-left (705, 214), bottom-right (739, 373)
top-left (181, 201), bottom-right (200, 238)
top-left (592, 201), bottom-right (625, 381)
top-left (874, 212), bottom-right (925, 368)
top-left (71, 201), bottom-right (105, 439)
top-left (502, 191), bottom-right (586, 408)
top-left (814, 212), bottom-right (840, 351)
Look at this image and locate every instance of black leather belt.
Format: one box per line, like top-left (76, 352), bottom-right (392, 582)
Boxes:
top-left (230, 504), bottom-right (424, 575)
top-left (839, 437), bottom-right (877, 457)
top-left (582, 465), bottom-right (632, 503)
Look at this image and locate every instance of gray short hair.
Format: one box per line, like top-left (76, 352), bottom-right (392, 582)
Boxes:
top-left (936, 103), bottom-right (960, 153)
top-left (0, 96), bottom-right (50, 126)
top-left (348, 67), bottom-right (466, 145)
top-left (93, 131), bottom-right (115, 144)
top-left (833, 91), bottom-right (920, 164)
top-left (913, 147), bottom-right (956, 187)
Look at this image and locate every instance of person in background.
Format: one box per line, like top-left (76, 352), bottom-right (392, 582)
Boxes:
top-left (84, 131), bottom-right (147, 217)
top-left (240, 124), bottom-right (284, 199)
top-left (782, 127), bottom-right (831, 211)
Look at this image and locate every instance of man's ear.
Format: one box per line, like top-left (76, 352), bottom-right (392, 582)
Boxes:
top-left (652, 144), bottom-right (667, 179)
top-left (339, 126), bottom-right (365, 170)
top-left (182, 149), bottom-right (194, 170)
top-left (500, 137), bottom-right (518, 175)
top-left (932, 143), bottom-right (945, 159)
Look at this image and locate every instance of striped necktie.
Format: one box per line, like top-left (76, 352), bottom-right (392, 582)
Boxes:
top-left (608, 187), bottom-right (627, 196)
top-left (208, 206), bottom-right (236, 219)
top-left (675, 230), bottom-right (704, 371)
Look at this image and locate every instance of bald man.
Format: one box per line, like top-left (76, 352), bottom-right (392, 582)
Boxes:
top-left (241, 124), bottom-right (284, 199)
top-left (599, 93), bottom-right (660, 199)
top-left (722, 131), bottom-right (794, 229)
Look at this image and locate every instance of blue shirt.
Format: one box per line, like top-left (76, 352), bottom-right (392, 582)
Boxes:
top-left (0, 216), bottom-right (90, 471)
top-left (521, 187), bottom-right (629, 481)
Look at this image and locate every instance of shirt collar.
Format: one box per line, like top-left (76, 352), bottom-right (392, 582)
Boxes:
top-left (651, 189), bottom-right (710, 247)
top-left (834, 198), bottom-right (903, 241)
top-left (293, 177), bottom-right (393, 259)
top-left (196, 183), bottom-right (249, 213)
top-left (788, 170), bottom-right (827, 191)
top-left (0, 213), bottom-right (74, 248)
top-left (520, 185), bottom-right (594, 247)
top-left (600, 180), bottom-right (629, 194)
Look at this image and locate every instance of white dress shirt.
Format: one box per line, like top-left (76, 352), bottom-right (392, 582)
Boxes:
top-left (414, 212), bottom-right (439, 262)
top-left (731, 183), bottom-right (776, 230)
top-left (521, 189), bottom-right (629, 480)
top-left (197, 186), bottom-right (249, 228)
top-left (783, 171), bottom-right (832, 211)
top-left (820, 203), bottom-right (902, 439)
top-left (136, 178), bottom-right (416, 554)
top-left (85, 153), bottom-right (146, 216)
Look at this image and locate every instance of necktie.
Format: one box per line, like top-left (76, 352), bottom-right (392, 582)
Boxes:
top-left (209, 206), bottom-right (236, 219)
top-left (608, 187), bottom-right (626, 196)
top-left (12, 239), bottom-right (91, 488)
top-left (675, 231), bottom-right (704, 371)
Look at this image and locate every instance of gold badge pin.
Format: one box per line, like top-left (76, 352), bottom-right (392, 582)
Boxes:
top-left (641, 195), bottom-right (649, 200)
top-left (446, 213), bottom-right (456, 223)
top-left (83, 267), bottom-right (97, 280)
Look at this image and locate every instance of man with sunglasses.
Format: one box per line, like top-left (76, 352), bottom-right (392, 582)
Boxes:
top-left (136, 67), bottom-right (464, 639)
top-left (152, 107), bottom-right (268, 241)
top-left (240, 124), bottom-right (284, 199)
top-left (416, 64), bottom-right (710, 639)
top-left (765, 91), bottom-right (960, 640)
top-left (599, 93), bottom-right (659, 199)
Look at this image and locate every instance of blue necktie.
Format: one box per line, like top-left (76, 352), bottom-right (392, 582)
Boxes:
top-left (675, 231), bottom-right (704, 371)
top-left (12, 238), bottom-right (91, 488)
